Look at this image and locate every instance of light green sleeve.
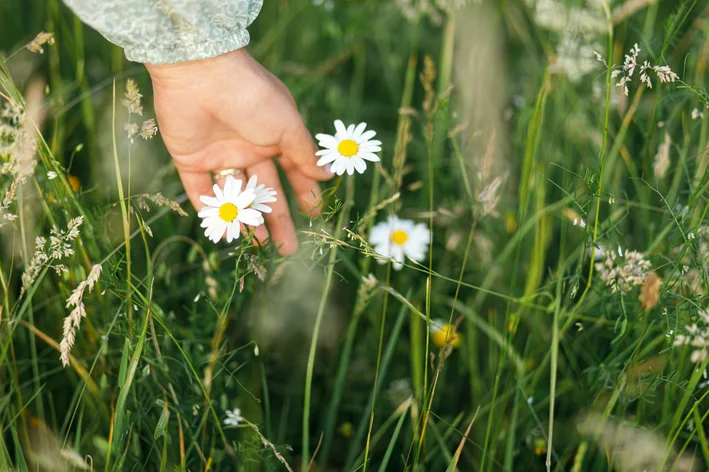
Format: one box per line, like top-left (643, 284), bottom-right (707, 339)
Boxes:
top-left (63, 0), bottom-right (263, 64)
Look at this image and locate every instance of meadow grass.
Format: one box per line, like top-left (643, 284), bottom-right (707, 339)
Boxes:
top-left (2, 0), bottom-right (709, 470)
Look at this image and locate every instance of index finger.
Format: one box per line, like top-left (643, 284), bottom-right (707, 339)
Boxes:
top-left (176, 168), bottom-right (214, 212)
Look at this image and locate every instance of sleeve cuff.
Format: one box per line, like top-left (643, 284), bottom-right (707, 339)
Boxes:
top-left (123, 30), bottom-right (251, 64)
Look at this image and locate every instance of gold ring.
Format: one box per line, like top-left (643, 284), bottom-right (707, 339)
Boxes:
top-left (213, 168), bottom-right (243, 179)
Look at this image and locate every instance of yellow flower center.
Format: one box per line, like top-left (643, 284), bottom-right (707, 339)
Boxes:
top-left (338, 139), bottom-right (359, 157)
top-left (391, 229), bottom-right (408, 245)
top-left (219, 203), bottom-right (239, 222)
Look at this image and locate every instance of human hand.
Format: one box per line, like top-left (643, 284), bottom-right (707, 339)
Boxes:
top-left (145, 48), bottom-right (332, 255)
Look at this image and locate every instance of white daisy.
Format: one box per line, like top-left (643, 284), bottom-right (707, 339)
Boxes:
top-left (223, 408), bottom-right (243, 427)
top-left (198, 176), bottom-right (264, 244)
top-left (315, 120), bottom-right (381, 176)
top-left (244, 175), bottom-right (277, 213)
top-left (369, 215), bottom-right (430, 270)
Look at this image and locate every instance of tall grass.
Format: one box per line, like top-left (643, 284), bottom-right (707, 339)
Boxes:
top-left (2, 0), bottom-right (709, 470)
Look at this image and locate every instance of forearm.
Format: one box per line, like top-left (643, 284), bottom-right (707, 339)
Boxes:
top-left (62, 0), bottom-right (263, 64)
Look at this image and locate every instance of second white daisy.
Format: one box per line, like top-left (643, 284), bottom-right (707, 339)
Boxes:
top-left (369, 215), bottom-right (430, 270)
top-left (198, 176), bottom-right (265, 244)
top-left (244, 175), bottom-right (277, 213)
top-left (315, 120), bottom-right (381, 176)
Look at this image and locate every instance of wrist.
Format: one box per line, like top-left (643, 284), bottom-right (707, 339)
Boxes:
top-left (146, 48), bottom-right (249, 84)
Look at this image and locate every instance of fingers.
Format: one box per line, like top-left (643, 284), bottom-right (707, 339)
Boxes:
top-left (177, 169), bottom-right (214, 212)
top-left (246, 160), bottom-right (299, 256)
top-left (279, 114), bottom-right (333, 183)
top-left (279, 158), bottom-right (323, 217)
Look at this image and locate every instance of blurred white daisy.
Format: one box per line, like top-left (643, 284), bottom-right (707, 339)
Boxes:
top-left (315, 120), bottom-right (381, 176)
top-left (370, 215), bottom-right (430, 270)
top-left (223, 408), bottom-right (243, 427)
top-left (198, 176), bottom-right (264, 244)
top-left (245, 175), bottom-right (277, 213)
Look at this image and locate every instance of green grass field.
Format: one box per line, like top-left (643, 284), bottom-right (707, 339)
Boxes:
top-left (3, 0), bottom-right (709, 470)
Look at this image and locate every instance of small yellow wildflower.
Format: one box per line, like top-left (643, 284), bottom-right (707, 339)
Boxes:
top-left (534, 438), bottom-right (547, 456)
top-left (430, 320), bottom-right (462, 348)
top-left (68, 175), bottom-right (80, 192)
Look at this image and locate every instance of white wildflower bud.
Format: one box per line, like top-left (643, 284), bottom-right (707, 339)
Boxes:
top-left (654, 65), bottom-right (679, 83)
top-left (640, 61), bottom-right (653, 88)
top-left (593, 51), bottom-right (607, 67)
top-left (21, 218), bottom-right (84, 296)
top-left (595, 248), bottom-right (651, 294)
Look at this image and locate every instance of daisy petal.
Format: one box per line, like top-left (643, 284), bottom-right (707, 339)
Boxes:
top-left (224, 176), bottom-right (235, 195)
top-left (201, 216), bottom-right (218, 228)
top-left (373, 243), bottom-right (390, 258)
top-left (226, 222), bottom-right (239, 242)
top-left (316, 134), bottom-right (339, 148)
top-left (252, 203), bottom-right (273, 213)
top-left (234, 189), bottom-right (256, 208)
top-left (370, 226), bottom-right (390, 245)
top-left (352, 156), bottom-right (367, 174)
top-left (353, 122), bottom-right (367, 138)
top-left (361, 153), bottom-right (381, 163)
top-left (239, 208), bottom-right (264, 226)
top-left (334, 120), bottom-right (347, 137)
top-left (199, 195), bottom-right (221, 207)
top-left (198, 207), bottom-right (219, 218)
top-left (208, 221), bottom-right (227, 243)
top-left (246, 175), bottom-right (258, 191)
top-left (357, 130), bottom-right (377, 142)
top-left (359, 143), bottom-right (382, 153)
top-left (391, 245), bottom-right (405, 264)
top-left (254, 195), bottom-right (277, 204)
top-left (212, 183), bottom-right (224, 201)
top-left (317, 154), bottom-right (339, 166)
top-left (332, 159), bottom-right (345, 175)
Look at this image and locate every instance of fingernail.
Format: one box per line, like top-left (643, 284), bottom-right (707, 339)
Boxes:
top-left (324, 163), bottom-right (335, 176)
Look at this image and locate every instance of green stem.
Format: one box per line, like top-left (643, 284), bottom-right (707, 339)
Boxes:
top-left (301, 176), bottom-right (353, 471)
top-left (111, 81), bottom-right (132, 334)
top-left (362, 264), bottom-right (391, 471)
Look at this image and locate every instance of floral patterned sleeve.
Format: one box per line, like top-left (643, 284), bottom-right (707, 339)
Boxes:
top-left (62, 0), bottom-right (263, 64)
